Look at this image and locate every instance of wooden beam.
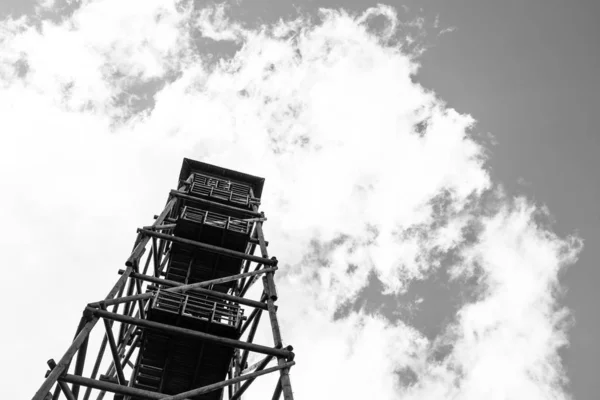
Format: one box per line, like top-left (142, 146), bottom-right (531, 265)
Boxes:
top-left (118, 271), bottom-right (136, 343)
top-left (47, 360), bottom-right (77, 400)
top-left (263, 277), bottom-right (282, 348)
top-left (169, 190), bottom-right (261, 217)
top-left (255, 219), bottom-right (269, 258)
top-left (160, 361), bottom-right (295, 400)
top-left (239, 264), bottom-right (265, 298)
top-left (227, 362), bottom-right (233, 400)
top-left (71, 318), bottom-right (89, 399)
top-left (101, 308), bottom-right (127, 385)
top-left (240, 309), bottom-right (262, 370)
top-left (51, 383), bottom-right (61, 400)
top-left (271, 379), bottom-right (283, 400)
top-left (92, 267), bottom-right (275, 309)
top-left (120, 334), bottom-right (140, 370)
top-left (165, 267), bottom-right (277, 295)
top-left (240, 307), bottom-right (260, 336)
top-left (89, 307), bottom-right (292, 359)
top-left (230, 356), bottom-right (274, 400)
top-left (134, 277), bottom-right (147, 320)
top-left (262, 270), bottom-right (294, 400)
top-left (59, 375), bottom-right (163, 400)
top-left (82, 280), bottom-right (127, 400)
top-left (151, 237), bottom-right (160, 277)
top-left (137, 229), bottom-right (276, 266)
top-left (121, 270), bottom-right (268, 310)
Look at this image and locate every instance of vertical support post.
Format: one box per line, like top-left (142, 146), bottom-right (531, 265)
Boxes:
top-left (227, 364), bottom-right (233, 400)
top-left (141, 246), bottom-right (153, 276)
top-left (71, 318), bottom-right (89, 399)
top-left (234, 350), bottom-right (242, 395)
top-left (118, 274), bottom-right (135, 344)
top-left (134, 278), bottom-right (147, 320)
top-left (51, 383), bottom-right (61, 400)
top-left (262, 275), bottom-right (282, 348)
top-left (151, 237), bottom-right (160, 277)
top-left (252, 211), bottom-right (295, 400)
top-left (271, 379), bottom-right (283, 400)
top-left (240, 309), bottom-right (262, 369)
top-left (262, 271), bottom-right (294, 400)
top-left (82, 280), bottom-right (127, 400)
top-left (101, 305), bottom-right (127, 385)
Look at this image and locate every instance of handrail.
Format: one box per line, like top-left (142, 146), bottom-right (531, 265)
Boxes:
top-left (188, 172), bottom-right (256, 208)
top-left (181, 206), bottom-right (251, 235)
top-left (152, 289), bottom-right (243, 327)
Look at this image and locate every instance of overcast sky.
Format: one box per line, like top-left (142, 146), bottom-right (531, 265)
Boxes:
top-left (1, 1), bottom-right (598, 399)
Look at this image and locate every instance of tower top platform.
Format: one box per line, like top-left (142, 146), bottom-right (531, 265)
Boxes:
top-left (178, 158), bottom-right (265, 199)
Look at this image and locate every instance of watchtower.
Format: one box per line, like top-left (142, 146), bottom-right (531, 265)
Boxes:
top-left (33, 158), bottom-right (295, 400)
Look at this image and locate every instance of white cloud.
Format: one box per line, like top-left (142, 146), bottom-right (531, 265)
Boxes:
top-left (0, 2), bottom-right (581, 400)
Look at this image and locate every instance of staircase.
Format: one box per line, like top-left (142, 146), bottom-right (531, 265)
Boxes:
top-left (132, 332), bottom-right (233, 400)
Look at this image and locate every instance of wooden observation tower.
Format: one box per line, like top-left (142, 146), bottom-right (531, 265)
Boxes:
top-left (32, 158), bottom-right (295, 400)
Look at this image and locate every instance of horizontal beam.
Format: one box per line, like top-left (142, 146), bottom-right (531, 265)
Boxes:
top-left (89, 307), bottom-right (293, 359)
top-left (170, 190), bottom-right (262, 217)
top-left (248, 237), bottom-right (268, 246)
top-left (165, 218), bottom-right (268, 246)
top-left (137, 229), bottom-right (277, 266)
top-left (161, 361), bottom-right (296, 400)
top-left (123, 271), bottom-right (268, 310)
top-left (59, 375), bottom-right (163, 400)
top-left (90, 268), bottom-right (275, 309)
top-left (166, 267), bottom-right (277, 294)
top-left (89, 292), bottom-right (152, 309)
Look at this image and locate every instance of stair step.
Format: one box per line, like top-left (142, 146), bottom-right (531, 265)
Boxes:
top-left (138, 365), bottom-right (163, 377)
top-left (137, 372), bottom-right (161, 387)
top-left (140, 357), bottom-right (166, 368)
top-left (134, 382), bottom-right (159, 392)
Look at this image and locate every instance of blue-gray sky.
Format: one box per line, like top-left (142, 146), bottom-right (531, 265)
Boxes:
top-left (1, 1), bottom-right (598, 399)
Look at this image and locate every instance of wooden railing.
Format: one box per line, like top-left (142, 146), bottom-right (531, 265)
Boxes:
top-left (189, 173), bottom-right (257, 207)
top-left (180, 206), bottom-right (251, 234)
top-left (152, 288), bottom-right (244, 328)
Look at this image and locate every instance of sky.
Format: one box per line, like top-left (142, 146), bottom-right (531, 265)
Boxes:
top-left (0, 0), bottom-right (598, 399)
